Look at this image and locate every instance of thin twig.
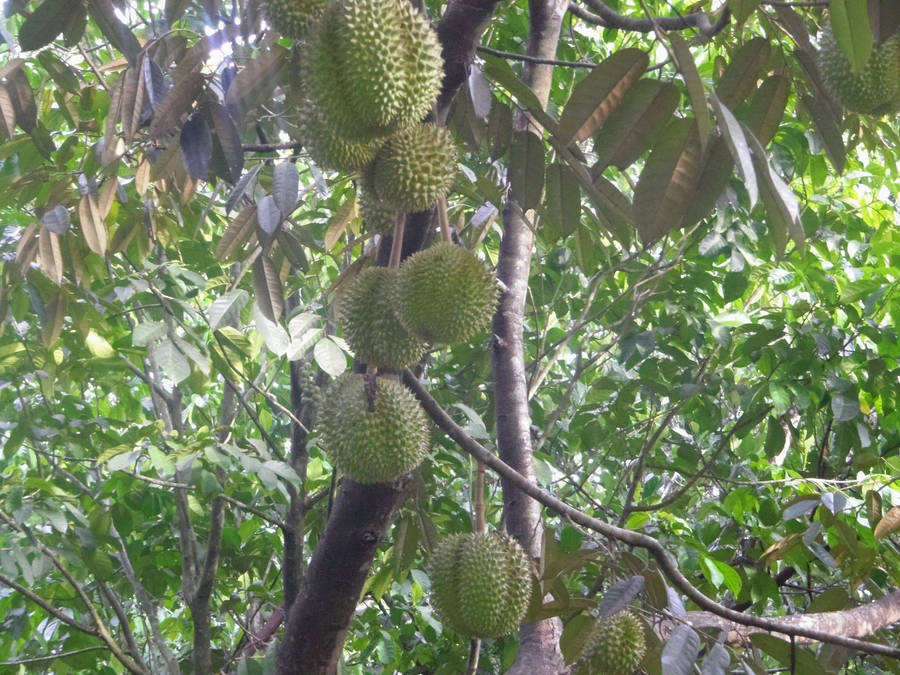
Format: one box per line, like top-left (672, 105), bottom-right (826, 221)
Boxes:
top-left (477, 45), bottom-right (593, 68)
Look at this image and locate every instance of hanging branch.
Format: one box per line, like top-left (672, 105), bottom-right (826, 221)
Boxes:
top-left (569, 0), bottom-right (731, 36)
top-left (401, 371), bottom-right (900, 659)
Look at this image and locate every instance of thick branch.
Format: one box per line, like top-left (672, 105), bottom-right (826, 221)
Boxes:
top-left (683, 593), bottom-right (900, 644)
top-left (570, 0), bottom-right (731, 35)
top-left (275, 479), bottom-right (408, 674)
top-left (436, 0), bottom-right (504, 116)
top-left (401, 372), bottom-right (900, 659)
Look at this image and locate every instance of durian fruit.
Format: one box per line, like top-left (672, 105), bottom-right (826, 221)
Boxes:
top-left (370, 123), bottom-right (458, 212)
top-left (428, 532), bottom-right (532, 638)
top-left (302, 0), bottom-right (443, 140)
top-left (396, 242), bottom-right (497, 345)
top-left (265, 0), bottom-right (327, 39)
top-left (317, 373), bottom-right (429, 483)
top-left (577, 610), bottom-right (646, 675)
top-left (298, 95), bottom-right (384, 173)
top-left (819, 23), bottom-right (900, 115)
top-left (358, 168), bottom-right (397, 233)
top-left (340, 267), bottom-right (427, 368)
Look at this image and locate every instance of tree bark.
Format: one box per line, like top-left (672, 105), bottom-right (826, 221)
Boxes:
top-left (276, 0), bottom-right (503, 668)
top-left (275, 479), bottom-right (407, 674)
top-left (679, 591), bottom-right (900, 645)
top-left (492, 0), bottom-right (569, 671)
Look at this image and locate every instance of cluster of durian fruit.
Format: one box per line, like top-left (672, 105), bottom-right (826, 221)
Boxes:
top-left (819, 20), bottom-right (900, 116)
top-left (267, 0), bottom-right (456, 217)
top-left (265, 1), bottom-right (647, 666)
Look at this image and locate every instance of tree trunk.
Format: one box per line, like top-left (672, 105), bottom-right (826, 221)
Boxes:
top-left (275, 480), bottom-right (407, 674)
top-left (492, 0), bottom-right (569, 671)
top-left (275, 0), bottom-right (503, 668)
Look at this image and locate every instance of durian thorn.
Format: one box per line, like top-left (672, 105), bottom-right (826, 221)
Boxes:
top-left (437, 195), bottom-right (452, 244)
top-left (474, 460), bottom-right (486, 534)
top-left (388, 214), bottom-right (406, 268)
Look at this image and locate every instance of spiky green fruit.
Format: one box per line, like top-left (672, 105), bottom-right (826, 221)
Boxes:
top-left (340, 267), bottom-right (427, 368)
top-left (298, 96), bottom-right (384, 172)
top-left (396, 242), bottom-right (497, 345)
top-left (429, 532), bottom-right (532, 638)
top-left (370, 123), bottom-right (458, 212)
top-left (265, 0), bottom-right (327, 39)
top-left (358, 168), bottom-right (397, 232)
top-left (819, 23), bottom-right (900, 115)
top-left (318, 373), bottom-right (428, 483)
top-left (578, 611), bottom-right (646, 675)
top-left (302, 0), bottom-right (443, 139)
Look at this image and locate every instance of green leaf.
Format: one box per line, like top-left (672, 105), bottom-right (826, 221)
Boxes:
top-left (18, 0), bottom-right (72, 51)
top-left (743, 75), bottom-right (791, 147)
top-left (669, 34), bottom-right (711, 150)
top-left (701, 645), bottom-right (731, 674)
top-left (252, 254), bottom-right (284, 322)
top-left (661, 625), bottom-right (701, 675)
top-left (831, 393), bottom-right (860, 421)
top-left (560, 614), bottom-right (595, 666)
top-left (509, 130), bottom-right (545, 211)
top-left (543, 162), bottom-right (581, 241)
top-left (591, 79), bottom-right (680, 174)
top-left (153, 338), bottom-right (191, 384)
top-left (715, 37), bottom-right (770, 108)
top-left (874, 506), bottom-right (900, 539)
top-left (313, 337), bottom-right (346, 378)
top-left (727, 0), bottom-right (760, 23)
top-left (749, 634), bottom-right (826, 675)
top-left (253, 303), bottom-right (290, 357)
top-left (132, 321), bottom-right (166, 347)
top-left (743, 123), bottom-right (802, 257)
top-left (829, 0), bottom-right (874, 74)
top-left (208, 289), bottom-right (249, 331)
top-left (557, 49), bottom-right (648, 146)
top-left (633, 117), bottom-right (704, 243)
top-left (799, 94), bottom-right (846, 173)
top-left (272, 161), bottom-right (299, 217)
top-left (85, 330), bottom-right (115, 358)
top-left (710, 92), bottom-right (757, 207)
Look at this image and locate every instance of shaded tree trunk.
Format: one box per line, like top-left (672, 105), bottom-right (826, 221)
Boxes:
top-left (492, 0), bottom-right (569, 671)
top-left (274, 0), bottom-right (502, 669)
top-left (276, 480), bottom-right (407, 674)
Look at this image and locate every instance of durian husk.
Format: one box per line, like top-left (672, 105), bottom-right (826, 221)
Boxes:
top-left (577, 610), bottom-right (646, 675)
top-left (340, 267), bottom-right (427, 368)
top-left (301, 0), bottom-right (444, 142)
top-left (371, 123), bottom-right (458, 213)
top-left (396, 242), bottom-right (497, 345)
top-left (819, 23), bottom-right (900, 115)
top-left (428, 531), bottom-right (532, 638)
top-left (265, 0), bottom-right (327, 40)
top-left (318, 373), bottom-right (429, 483)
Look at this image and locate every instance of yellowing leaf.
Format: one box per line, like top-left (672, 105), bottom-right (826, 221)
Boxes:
top-left (85, 330), bottom-right (115, 358)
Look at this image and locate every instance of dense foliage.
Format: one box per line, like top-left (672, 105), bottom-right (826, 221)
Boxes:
top-left (1, 0), bottom-right (899, 673)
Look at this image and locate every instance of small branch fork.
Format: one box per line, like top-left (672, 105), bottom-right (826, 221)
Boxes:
top-left (401, 371), bottom-right (900, 659)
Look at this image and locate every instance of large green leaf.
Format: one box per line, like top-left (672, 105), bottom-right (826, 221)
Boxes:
top-left (633, 117), bottom-right (705, 243)
top-left (829, 0), bottom-right (874, 74)
top-left (557, 49), bottom-right (648, 146)
top-left (591, 79), bottom-right (680, 174)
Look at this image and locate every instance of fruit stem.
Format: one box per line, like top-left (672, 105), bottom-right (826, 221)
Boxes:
top-left (474, 460), bottom-right (485, 534)
top-left (388, 213), bottom-right (405, 268)
top-left (465, 639), bottom-right (481, 675)
top-left (437, 196), bottom-right (452, 244)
